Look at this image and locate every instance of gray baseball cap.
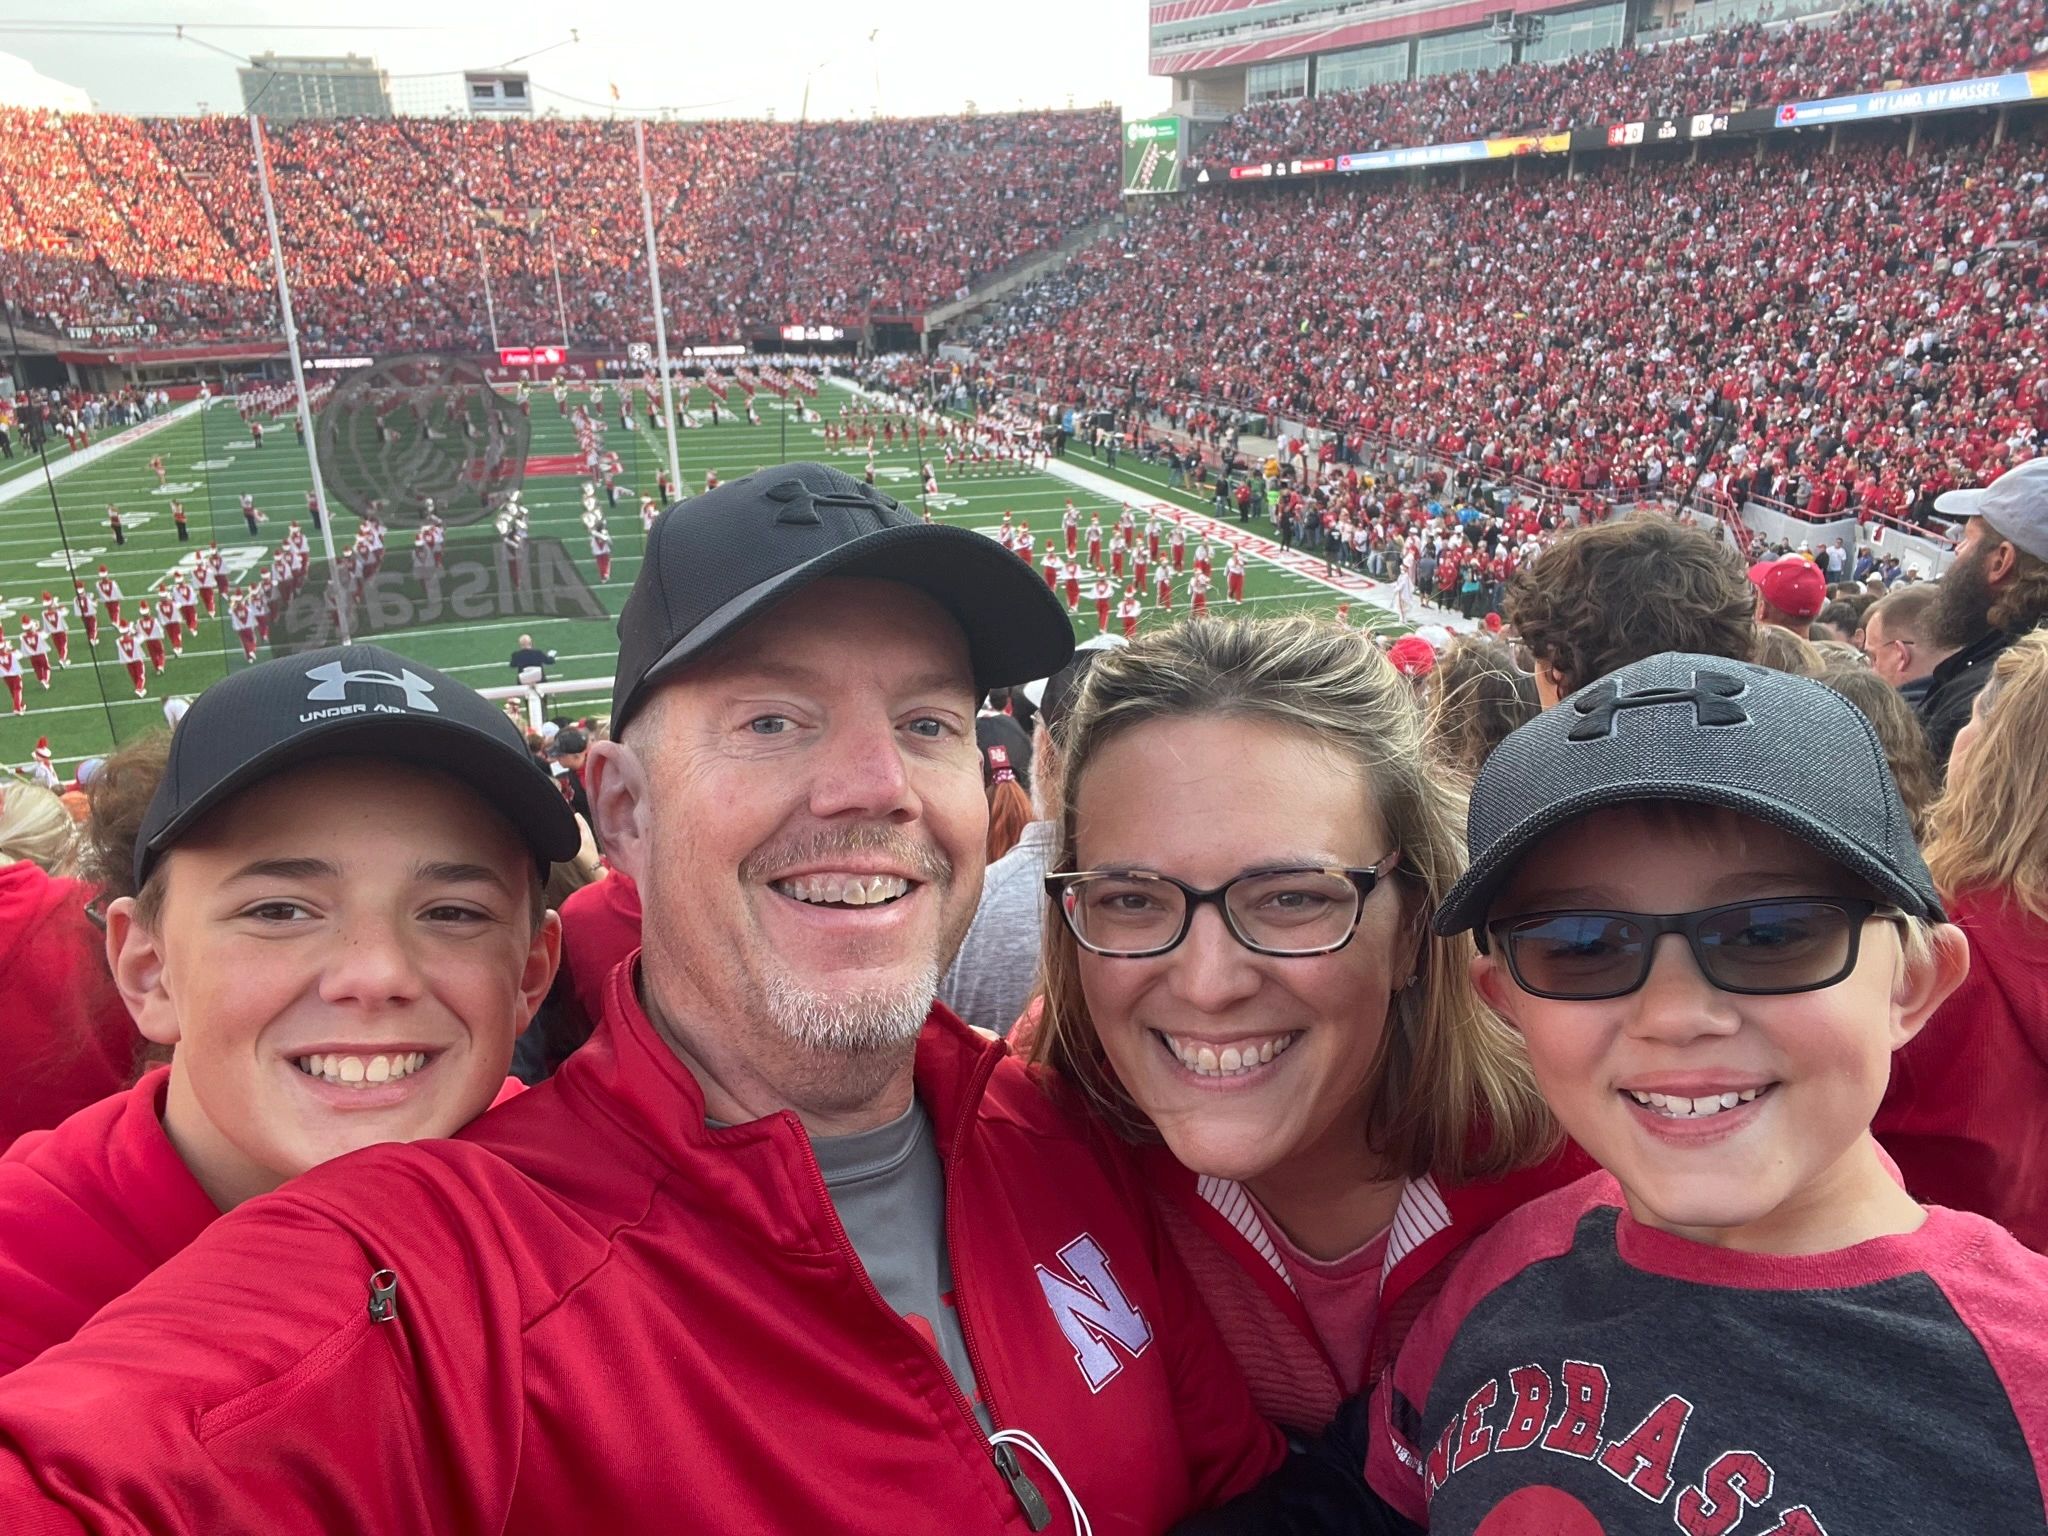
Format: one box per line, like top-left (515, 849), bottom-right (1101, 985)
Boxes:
top-left (1933, 456), bottom-right (2048, 560)
top-left (1435, 652), bottom-right (1944, 936)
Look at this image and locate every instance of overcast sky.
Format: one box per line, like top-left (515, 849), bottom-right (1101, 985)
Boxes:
top-left (4, 0), bottom-right (1169, 121)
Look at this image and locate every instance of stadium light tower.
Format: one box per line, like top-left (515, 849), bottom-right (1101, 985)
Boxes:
top-left (634, 120), bottom-right (683, 500)
top-left (548, 228), bottom-right (571, 353)
top-left (475, 237), bottom-right (501, 354)
top-left (248, 112), bottom-right (349, 644)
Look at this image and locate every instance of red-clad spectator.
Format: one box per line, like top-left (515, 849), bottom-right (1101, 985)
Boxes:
top-left (1196, 0), bottom-right (2042, 168)
top-left (1878, 630), bottom-right (2048, 1250)
top-left (0, 778), bottom-right (138, 1151)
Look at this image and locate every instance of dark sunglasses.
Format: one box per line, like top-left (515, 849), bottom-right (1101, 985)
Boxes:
top-left (1483, 898), bottom-right (1908, 1001)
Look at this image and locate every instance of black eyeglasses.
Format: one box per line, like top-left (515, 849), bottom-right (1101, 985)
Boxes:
top-left (1047, 855), bottom-right (1400, 959)
top-left (1483, 898), bottom-right (1908, 1001)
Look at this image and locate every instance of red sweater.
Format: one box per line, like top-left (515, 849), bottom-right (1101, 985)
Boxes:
top-left (0, 959), bottom-right (1281, 1533)
top-left (0, 862), bottom-right (139, 1150)
top-left (555, 867), bottom-right (641, 1027)
top-left (1877, 890), bottom-right (2048, 1250)
top-left (0, 1069), bottom-right (214, 1376)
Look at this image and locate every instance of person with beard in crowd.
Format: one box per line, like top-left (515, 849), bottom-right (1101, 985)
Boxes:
top-left (940, 635), bottom-right (1122, 1039)
top-left (1919, 458), bottom-right (2048, 769)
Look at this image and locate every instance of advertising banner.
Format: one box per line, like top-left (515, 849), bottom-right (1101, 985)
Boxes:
top-left (1774, 70), bottom-right (2046, 128)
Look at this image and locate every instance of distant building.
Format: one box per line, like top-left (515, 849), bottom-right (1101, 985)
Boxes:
top-left (1152, 0), bottom-right (1620, 117)
top-left (238, 52), bottom-right (392, 121)
top-left (463, 71), bottom-right (534, 116)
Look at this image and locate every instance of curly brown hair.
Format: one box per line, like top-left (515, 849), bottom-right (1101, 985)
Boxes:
top-left (1989, 545), bottom-right (2048, 636)
top-left (80, 729), bottom-right (176, 925)
top-left (1506, 515), bottom-right (1756, 691)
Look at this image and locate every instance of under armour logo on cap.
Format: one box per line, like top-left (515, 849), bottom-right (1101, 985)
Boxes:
top-left (304, 660), bottom-right (440, 713)
top-left (763, 472), bottom-right (900, 530)
top-left (1568, 669), bottom-right (1748, 741)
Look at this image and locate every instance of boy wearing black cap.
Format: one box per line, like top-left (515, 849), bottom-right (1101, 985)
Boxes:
top-left (1363, 654), bottom-right (2048, 1533)
top-left (0, 644), bottom-right (573, 1371)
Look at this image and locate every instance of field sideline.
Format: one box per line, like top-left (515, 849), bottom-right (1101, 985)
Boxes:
top-left (0, 380), bottom-right (1411, 771)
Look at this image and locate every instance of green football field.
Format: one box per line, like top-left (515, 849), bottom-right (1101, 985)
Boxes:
top-left (0, 382), bottom-right (1403, 772)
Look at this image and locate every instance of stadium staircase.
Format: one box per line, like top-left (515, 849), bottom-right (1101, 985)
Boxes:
top-left (921, 213), bottom-right (1120, 341)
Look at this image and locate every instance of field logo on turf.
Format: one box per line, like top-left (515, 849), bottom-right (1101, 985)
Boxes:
top-left (315, 353), bottom-right (529, 530)
top-left (266, 536), bottom-right (606, 657)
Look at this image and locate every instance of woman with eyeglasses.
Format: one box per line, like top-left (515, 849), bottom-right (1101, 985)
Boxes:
top-left (1030, 616), bottom-right (1584, 1435)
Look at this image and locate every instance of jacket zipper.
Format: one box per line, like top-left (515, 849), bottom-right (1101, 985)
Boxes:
top-left (940, 1043), bottom-right (1054, 1531)
top-left (787, 1037), bottom-right (1054, 1532)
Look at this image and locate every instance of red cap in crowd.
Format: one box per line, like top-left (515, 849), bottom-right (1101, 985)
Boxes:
top-left (1387, 635), bottom-right (1438, 678)
top-left (1747, 555), bottom-right (1827, 621)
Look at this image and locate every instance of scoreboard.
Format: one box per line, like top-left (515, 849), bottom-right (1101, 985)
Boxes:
top-left (1122, 117), bottom-right (1182, 195)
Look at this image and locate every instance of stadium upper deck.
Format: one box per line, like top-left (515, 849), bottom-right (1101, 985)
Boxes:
top-left (0, 108), bottom-right (1121, 353)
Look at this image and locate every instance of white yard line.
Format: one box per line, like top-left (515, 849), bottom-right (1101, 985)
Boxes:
top-left (0, 399), bottom-right (208, 510)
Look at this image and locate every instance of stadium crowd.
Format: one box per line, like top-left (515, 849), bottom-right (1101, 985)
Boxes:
top-left (987, 131), bottom-right (2048, 529)
top-left (0, 108), bottom-right (1118, 349)
top-left (1196, 0), bottom-right (2044, 165)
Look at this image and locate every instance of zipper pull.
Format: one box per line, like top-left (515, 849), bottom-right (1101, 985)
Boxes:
top-left (367, 1268), bottom-right (399, 1324)
top-left (993, 1442), bottom-right (1052, 1531)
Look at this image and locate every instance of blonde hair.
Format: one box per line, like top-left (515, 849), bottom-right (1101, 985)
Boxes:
top-left (1427, 637), bottom-right (1540, 779)
top-left (1924, 628), bottom-right (2048, 920)
top-left (1752, 625), bottom-right (1825, 677)
top-left (0, 778), bottom-right (77, 874)
top-left (1030, 615), bottom-right (1555, 1182)
top-left (1818, 662), bottom-right (1940, 845)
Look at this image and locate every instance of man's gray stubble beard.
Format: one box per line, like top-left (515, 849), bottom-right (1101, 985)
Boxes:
top-left (759, 961), bottom-right (942, 1055)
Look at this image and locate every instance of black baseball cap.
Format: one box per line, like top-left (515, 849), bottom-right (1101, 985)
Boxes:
top-left (135, 643), bottom-right (580, 886)
top-left (611, 462), bottom-right (1075, 733)
top-left (1029, 633), bottom-right (1128, 747)
top-left (1435, 651), bottom-right (1944, 936)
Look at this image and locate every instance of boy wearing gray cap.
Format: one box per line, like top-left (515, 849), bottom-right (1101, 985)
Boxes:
top-left (1364, 654), bottom-right (2048, 1534)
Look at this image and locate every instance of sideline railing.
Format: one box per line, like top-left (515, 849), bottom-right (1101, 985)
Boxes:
top-left (478, 676), bottom-right (618, 733)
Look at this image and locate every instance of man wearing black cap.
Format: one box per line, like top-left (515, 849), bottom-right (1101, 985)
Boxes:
top-left (0, 464), bottom-right (1282, 1533)
top-left (547, 726), bottom-right (593, 830)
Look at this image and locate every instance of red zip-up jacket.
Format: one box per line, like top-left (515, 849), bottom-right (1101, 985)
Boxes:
top-left (0, 1071), bottom-right (527, 1377)
top-left (0, 957), bottom-right (1283, 1534)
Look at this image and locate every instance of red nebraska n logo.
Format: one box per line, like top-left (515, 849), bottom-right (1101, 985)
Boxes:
top-left (1035, 1234), bottom-right (1153, 1392)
